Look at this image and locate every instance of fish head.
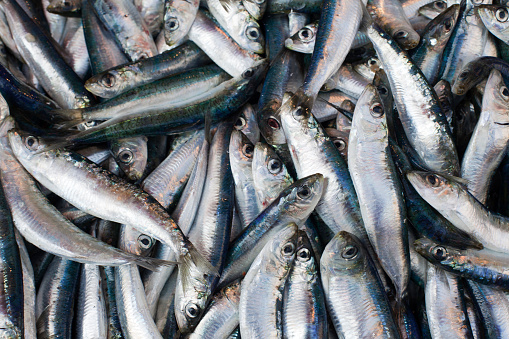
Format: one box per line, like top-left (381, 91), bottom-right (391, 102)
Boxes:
top-left (229, 130), bottom-right (254, 173)
top-left (163, 3), bottom-right (196, 46)
top-left (265, 223), bottom-right (299, 269)
top-left (477, 5), bottom-right (509, 37)
top-left (320, 231), bottom-right (367, 274)
top-left (279, 173), bottom-right (324, 222)
top-left (47, 0), bottom-right (81, 16)
top-left (482, 69), bottom-right (509, 124)
top-left (293, 230), bottom-right (317, 271)
top-left (258, 99), bottom-right (287, 145)
top-left (419, 1), bottom-right (448, 20)
top-left (118, 225), bottom-right (155, 256)
top-left (234, 104), bottom-right (259, 144)
top-left (279, 91), bottom-right (316, 143)
top-left (110, 136), bottom-right (148, 182)
top-left (406, 171), bottom-right (462, 206)
top-left (252, 142), bottom-right (292, 207)
top-left (85, 68), bottom-right (135, 98)
top-left (325, 128), bottom-right (350, 160)
top-left (352, 84), bottom-right (387, 138)
top-left (235, 15), bottom-right (264, 54)
top-left (424, 4), bottom-right (461, 52)
top-left (413, 238), bottom-right (458, 266)
top-left (392, 26), bottom-right (420, 50)
top-left (285, 23), bottom-right (317, 54)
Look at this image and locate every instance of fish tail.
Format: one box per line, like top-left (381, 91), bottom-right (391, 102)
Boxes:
top-left (51, 108), bottom-right (85, 129)
top-left (132, 256), bottom-right (178, 272)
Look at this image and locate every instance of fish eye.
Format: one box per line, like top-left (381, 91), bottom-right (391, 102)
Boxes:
top-left (333, 138), bottom-right (347, 151)
top-left (166, 17), bottom-right (179, 31)
top-left (185, 303), bottom-right (201, 319)
top-left (426, 174), bottom-right (440, 187)
top-left (435, 1), bottom-right (446, 9)
top-left (281, 242), bottom-right (296, 256)
top-left (101, 73), bottom-right (115, 88)
top-left (267, 117), bottom-right (280, 130)
top-left (501, 86), bottom-right (509, 98)
top-left (341, 245), bottom-right (359, 259)
top-left (62, 1), bottom-right (71, 8)
top-left (370, 103), bottom-right (384, 118)
top-left (235, 116), bottom-right (246, 130)
top-left (242, 68), bottom-right (254, 78)
top-left (432, 246), bottom-right (448, 260)
top-left (496, 8), bottom-right (509, 22)
top-left (297, 185), bottom-right (311, 199)
top-left (444, 18), bottom-right (453, 31)
top-left (137, 234), bottom-right (153, 249)
top-left (242, 143), bottom-right (254, 157)
top-left (298, 27), bottom-right (314, 42)
top-left (297, 248), bottom-right (311, 262)
top-left (394, 30), bottom-right (409, 39)
top-left (118, 150), bottom-right (134, 164)
top-left (369, 58), bottom-right (378, 66)
top-left (292, 106), bottom-right (306, 119)
top-left (246, 26), bottom-right (260, 41)
top-left (25, 136), bottom-right (39, 150)
top-left (378, 85), bottom-right (388, 95)
top-left (268, 158), bottom-right (282, 174)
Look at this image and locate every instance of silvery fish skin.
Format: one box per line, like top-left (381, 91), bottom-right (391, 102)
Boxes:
top-left (361, 9), bottom-right (460, 176)
top-left (7, 131), bottom-right (215, 280)
top-left (82, 0), bottom-right (129, 76)
top-left (155, 270), bottom-right (178, 338)
top-left (0, 0), bottom-right (93, 109)
top-left (111, 136), bottom-right (149, 182)
top-left (242, 0), bottom-right (266, 20)
top-left (0, 119), bottom-right (164, 270)
top-left (320, 231), bottom-right (399, 339)
top-left (415, 238), bottom-right (509, 290)
top-left (279, 93), bottom-right (367, 244)
top-left (163, 0), bottom-right (200, 46)
top-left (282, 231), bottom-right (327, 338)
top-left (36, 256), bottom-right (80, 339)
top-left (188, 10), bottom-right (261, 77)
top-left (76, 262), bottom-right (108, 339)
top-left (92, 0), bottom-right (158, 61)
top-left (401, 0), bottom-right (436, 19)
top-left (42, 0), bottom-right (67, 44)
top-left (189, 280), bottom-right (241, 338)
top-left (461, 69), bottom-right (509, 204)
top-left (348, 84), bottom-right (409, 302)
top-left (439, 0), bottom-right (491, 86)
top-left (299, 0), bottom-right (363, 99)
top-left (478, 5), bottom-right (509, 45)
top-left (239, 224), bottom-right (299, 338)
top-left (252, 142), bottom-right (293, 210)
top-left (205, 0), bottom-right (264, 54)
top-left (425, 265), bottom-right (473, 339)
top-left (410, 4), bottom-right (460, 85)
top-left (219, 173), bottom-right (324, 287)
top-left (61, 18), bottom-right (90, 79)
top-left (84, 44), bottom-right (209, 99)
top-left (312, 91), bottom-right (356, 123)
top-left (134, 0), bottom-right (165, 36)
top-left (407, 171), bottom-right (509, 254)
top-left (465, 280), bottom-right (509, 338)
top-left (367, 0), bottom-right (421, 50)
top-left (15, 231), bottom-right (36, 339)
top-left (408, 230), bottom-right (427, 287)
top-left (288, 11), bottom-right (309, 35)
top-left (229, 130), bottom-right (259, 228)
top-left (323, 63), bottom-right (371, 99)
top-left (175, 121), bottom-right (235, 333)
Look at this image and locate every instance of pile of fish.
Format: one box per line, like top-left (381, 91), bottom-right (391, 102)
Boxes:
top-left (2, 0), bottom-right (509, 337)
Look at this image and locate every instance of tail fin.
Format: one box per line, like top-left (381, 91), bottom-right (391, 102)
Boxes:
top-left (51, 108), bottom-right (85, 129)
top-left (133, 256), bottom-right (178, 272)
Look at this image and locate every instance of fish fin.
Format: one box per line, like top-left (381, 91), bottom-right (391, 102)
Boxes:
top-left (219, 0), bottom-right (235, 12)
top-left (178, 244), bottom-right (218, 297)
top-left (33, 137), bottom-right (75, 154)
top-left (317, 97), bottom-right (353, 121)
top-left (132, 256), bottom-right (178, 272)
top-left (50, 108), bottom-right (85, 128)
top-left (359, 1), bottom-right (373, 33)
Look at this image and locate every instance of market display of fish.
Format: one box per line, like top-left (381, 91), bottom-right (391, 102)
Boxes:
top-left (0, 0), bottom-right (509, 337)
